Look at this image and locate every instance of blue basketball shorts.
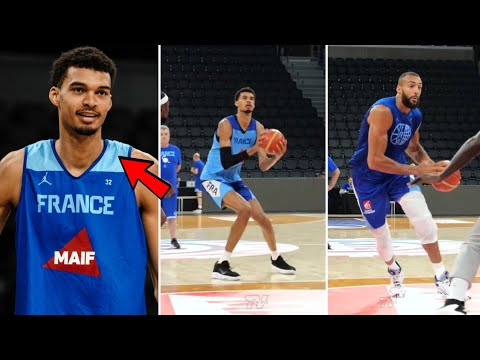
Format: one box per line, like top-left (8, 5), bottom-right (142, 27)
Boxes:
top-left (352, 173), bottom-right (420, 229)
top-left (161, 193), bottom-right (177, 219)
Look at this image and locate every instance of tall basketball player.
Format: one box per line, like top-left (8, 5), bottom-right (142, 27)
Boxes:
top-left (0, 46), bottom-right (158, 314)
top-left (348, 72), bottom-right (449, 298)
top-left (200, 87), bottom-right (295, 281)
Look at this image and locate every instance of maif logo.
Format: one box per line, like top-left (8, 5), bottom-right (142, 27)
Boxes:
top-left (43, 228), bottom-right (101, 277)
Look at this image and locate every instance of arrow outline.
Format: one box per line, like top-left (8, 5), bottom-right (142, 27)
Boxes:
top-left (118, 156), bottom-right (172, 200)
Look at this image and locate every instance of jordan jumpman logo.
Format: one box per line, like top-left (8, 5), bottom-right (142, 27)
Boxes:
top-left (38, 172), bottom-right (52, 186)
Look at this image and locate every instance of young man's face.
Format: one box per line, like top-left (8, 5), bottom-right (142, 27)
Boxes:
top-left (235, 91), bottom-right (255, 114)
top-left (49, 67), bottom-right (112, 136)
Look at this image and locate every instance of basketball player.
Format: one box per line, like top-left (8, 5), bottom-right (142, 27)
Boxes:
top-left (327, 156), bottom-right (340, 250)
top-left (0, 46), bottom-right (158, 315)
top-left (160, 125), bottom-right (181, 249)
top-left (160, 91), bottom-right (174, 227)
top-left (348, 71), bottom-right (449, 298)
top-left (191, 152), bottom-right (204, 213)
top-left (160, 91), bottom-right (169, 125)
top-left (411, 131), bottom-right (480, 314)
top-left (328, 156), bottom-right (340, 191)
top-left (201, 87), bottom-right (296, 280)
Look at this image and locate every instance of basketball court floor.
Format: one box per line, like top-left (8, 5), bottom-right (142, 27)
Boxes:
top-left (161, 212), bottom-right (326, 315)
top-left (328, 216), bottom-right (480, 315)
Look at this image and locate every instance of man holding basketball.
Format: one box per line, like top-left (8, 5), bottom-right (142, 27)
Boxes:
top-left (411, 132), bottom-right (480, 314)
top-left (348, 72), bottom-right (448, 298)
top-left (200, 87), bottom-right (295, 280)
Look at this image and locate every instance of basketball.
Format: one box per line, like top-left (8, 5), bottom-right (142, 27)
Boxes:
top-left (260, 129), bottom-right (286, 155)
top-left (432, 160), bottom-right (461, 192)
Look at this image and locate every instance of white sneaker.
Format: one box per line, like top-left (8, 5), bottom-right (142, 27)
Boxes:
top-left (434, 271), bottom-right (450, 297)
top-left (193, 208), bottom-right (202, 214)
top-left (388, 263), bottom-right (405, 298)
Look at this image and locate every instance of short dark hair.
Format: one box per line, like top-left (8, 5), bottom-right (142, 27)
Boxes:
top-left (398, 71), bottom-right (421, 85)
top-left (234, 87), bottom-right (256, 102)
top-left (49, 46), bottom-right (117, 88)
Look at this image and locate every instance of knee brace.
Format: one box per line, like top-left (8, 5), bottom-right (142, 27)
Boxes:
top-left (371, 223), bottom-right (394, 262)
top-left (398, 191), bottom-right (438, 245)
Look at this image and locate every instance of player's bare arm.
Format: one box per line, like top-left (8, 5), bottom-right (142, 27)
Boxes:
top-left (405, 128), bottom-right (434, 165)
top-left (412, 130), bottom-right (480, 186)
top-left (131, 148), bottom-right (158, 300)
top-left (329, 167), bottom-right (340, 191)
top-left (0, 149), bottom-right (24, 234)
top-left (367, 106), bottom-right (441, 176)
top-left (256, 122), bottom-right (286, 172)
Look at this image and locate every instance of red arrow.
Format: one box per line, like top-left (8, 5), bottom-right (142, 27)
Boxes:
top-left (118, 156), bottom-right (172, 200)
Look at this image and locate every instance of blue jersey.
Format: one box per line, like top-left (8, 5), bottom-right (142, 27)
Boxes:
top-left (348, 96), bottom-right (422, 182)
top-left (201, 115), bottom-right (257, 183)
top-left (15, 139), bottom-right (148, 315)
top-left (161, 144), bottom-right (181, 191)
top-left (193, 159), bottom-right (204, 186)
top-left (328, 156), bottom-right (338, 174)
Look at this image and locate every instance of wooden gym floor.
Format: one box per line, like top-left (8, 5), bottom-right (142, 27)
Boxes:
top-left (161, 212), bottom-right (325, 294)
top-left (328, 216), bottom-right (480, 287)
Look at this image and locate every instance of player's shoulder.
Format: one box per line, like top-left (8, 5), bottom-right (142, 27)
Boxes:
top-left (254, 118), bottom-right (264, 130)
top-left (370, 103), bottom-right (391, 115)
top-left (218, 117), bottom-right (232, 126)
top-left (413, 107), bottom-right (423, 118)
top-left (0, 148), bottom-right (25, 179)
top-left (131, 148), bottom-right (158, 164)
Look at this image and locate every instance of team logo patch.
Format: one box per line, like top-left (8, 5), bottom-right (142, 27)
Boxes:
top-left (362, 200), bottom-right (375, 215)
top-left (390, 123), bottom-right (412, 146)
top-left (363, 200), bottom-right (372, 210)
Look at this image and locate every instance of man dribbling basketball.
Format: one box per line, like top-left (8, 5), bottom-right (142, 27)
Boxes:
top-left (348, 72), bottom-right (449, 298)
top-left (200, 87), bottom-right (295, 280)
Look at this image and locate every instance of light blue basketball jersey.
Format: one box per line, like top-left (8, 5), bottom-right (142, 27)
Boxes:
top-left (15, 139), bottom-right (148, 315)
top-left (201, 115), bottom-right (257, 183)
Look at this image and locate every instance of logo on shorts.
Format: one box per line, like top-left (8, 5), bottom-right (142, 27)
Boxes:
top-left (362, 200), bottom-right (375, 215)
top-left (203, 180), bottom-right (221, 198)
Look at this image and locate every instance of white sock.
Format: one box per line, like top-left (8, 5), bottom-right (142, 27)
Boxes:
top-left (271, 251), bottom-right (279, 261)
top-left (219, 251), bottom-right (232, 263)
top-left (388, 260), bottom-right (400, 271)
top-left (432, 262), bottom-right (446, 279)
top-left (449, 278), bottom-right (469, 302)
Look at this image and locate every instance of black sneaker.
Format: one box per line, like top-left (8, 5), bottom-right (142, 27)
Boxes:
top-left (212, 261), bottom-right (240, 281)
top-left (434, 299), bottom-right (467, 315)
top-left (271, 255), bottom-right (296, 274)
top-left (171, 239), bottom-right (180, 249)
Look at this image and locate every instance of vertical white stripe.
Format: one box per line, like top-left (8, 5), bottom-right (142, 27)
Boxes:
top-left (324, 45), bottom-right (329, 313)
top-left (157, 44), bottom-right (162, 315)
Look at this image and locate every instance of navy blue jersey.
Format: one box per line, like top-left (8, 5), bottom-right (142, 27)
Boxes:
top-left (15, 139), bottom-right (148, 314)
top-left (348, 96), bottom-right (422, 182)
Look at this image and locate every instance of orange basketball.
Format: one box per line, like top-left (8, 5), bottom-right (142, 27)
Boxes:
top-left (260, 129), bottom-right (285, 155)
top-left (432, 160), bottom-right (461, 192)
